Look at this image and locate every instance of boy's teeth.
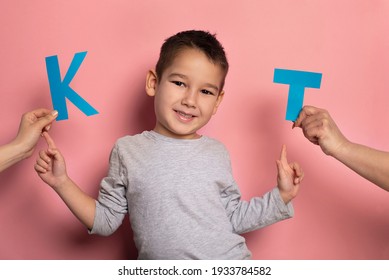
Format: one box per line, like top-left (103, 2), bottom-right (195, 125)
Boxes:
top-left (178, 111), bottom-right (192, 118)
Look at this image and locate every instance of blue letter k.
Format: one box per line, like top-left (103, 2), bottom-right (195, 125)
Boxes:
top-left (45, 51), bottom-right (98, 121)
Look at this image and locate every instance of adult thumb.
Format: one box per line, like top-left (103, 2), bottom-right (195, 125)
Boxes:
top-left (38, 110), bottom-right (58, 132)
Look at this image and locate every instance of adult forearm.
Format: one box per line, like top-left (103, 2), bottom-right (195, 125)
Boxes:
top-left (333, 141), bottom-right (389, 191)
top-left (0, 142), bottom-right (28, 172)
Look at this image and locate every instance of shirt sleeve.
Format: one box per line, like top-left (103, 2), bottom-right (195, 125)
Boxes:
top-left (219, 147), bottom-right (294, 234)
top-left (89, 143), bottom-right (128, 236)
top-left (221, 183), bottom-right (294, 234)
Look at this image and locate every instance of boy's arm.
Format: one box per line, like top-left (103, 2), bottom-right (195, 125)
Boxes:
top-left (35, 132), bottom-right (96, 229)
top-left (221, 145), bottom-right (302, 234)
top-left (50, 177), bottom-right (96, 230)
top-left (295, 105), bottom-right (389, 192)
top-left (221, 185), bottom-right (294, 234)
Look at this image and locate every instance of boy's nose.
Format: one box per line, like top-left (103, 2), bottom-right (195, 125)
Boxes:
top-left (181, 89), bottom-right (197, 108)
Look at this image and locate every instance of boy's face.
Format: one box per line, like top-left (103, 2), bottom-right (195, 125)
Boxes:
top-left (146, 48), bottom-right (225, 139)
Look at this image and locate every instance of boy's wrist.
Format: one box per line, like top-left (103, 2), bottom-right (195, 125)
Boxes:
top-left (279, 190), bottom-right (293, 204)
top-left (52, 176), bottom-right (72, 192)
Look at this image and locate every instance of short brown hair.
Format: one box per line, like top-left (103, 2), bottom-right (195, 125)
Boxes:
top-left (155, 30), bottom-right (229, 90)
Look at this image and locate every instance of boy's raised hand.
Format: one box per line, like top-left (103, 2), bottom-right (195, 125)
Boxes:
top-left (35, 132), bottom-right (69, 189)
top-left (35, 132), bottom-right (96, 229)
top-left (276, 145), bottom-right (304, 204)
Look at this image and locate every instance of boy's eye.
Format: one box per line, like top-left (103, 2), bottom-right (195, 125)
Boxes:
top-left (201, 89), bottom-right (215, 96)
top-left (171, 81), bottom-right (185, 87)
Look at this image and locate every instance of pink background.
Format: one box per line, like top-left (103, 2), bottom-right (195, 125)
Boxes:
top-left (1, 1), bottom-right (388, 259)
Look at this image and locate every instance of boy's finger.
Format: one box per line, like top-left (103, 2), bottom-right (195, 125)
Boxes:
top-left (276, 160), bottom-right (285, 178)
top-left (279, 144), bottom-right (287, 164)
top-left (45, 144), bottom-right (64, 163)
top-left (36, 157), bottom-right (50, 172)
top-left (292, 162), bottom-right (304, 178)
top-left (39, 150), bottom-right (51, 164)
top-left (34, 163), bottom-right (48, 173)
top-left (290, 162), bottom-right (304, 184)
top-left (42, 131), bottom-right (57, 149)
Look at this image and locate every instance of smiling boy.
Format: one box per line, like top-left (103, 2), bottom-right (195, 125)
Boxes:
top-left (35, 30), bottom-right (303, 259)
top-left (147, 47), bottom-right (224, 139)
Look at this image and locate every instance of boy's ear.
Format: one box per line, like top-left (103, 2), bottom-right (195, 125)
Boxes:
top-left (212, 90), bottom-right (225, 115)
top-left (145, 69), bottom-right (158, 97)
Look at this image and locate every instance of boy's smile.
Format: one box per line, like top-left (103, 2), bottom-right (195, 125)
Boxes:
top-left (175, 109), bottom-right (196, 123)
top-left (146, 48), bottom-right (225, 139)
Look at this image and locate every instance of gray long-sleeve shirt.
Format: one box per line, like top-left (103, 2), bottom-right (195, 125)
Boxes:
top-left (90, 130), bottom-right (294, 259)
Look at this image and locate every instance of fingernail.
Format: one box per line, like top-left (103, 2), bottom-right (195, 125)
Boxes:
top-left (51, 110), bottom-right (58, 116)
top-left (45, 125), bottom-right (51, 131)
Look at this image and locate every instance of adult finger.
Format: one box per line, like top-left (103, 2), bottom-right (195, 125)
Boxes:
top-left (36, 110), bottom-right (58, 131)
top-left (294, 105), bottom-right (322, 128)
top-left (30, 108), bottom-right (53, 118)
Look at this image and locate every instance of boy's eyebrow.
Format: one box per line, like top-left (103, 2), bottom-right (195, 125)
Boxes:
top-left (168, 73), bottom-right (220, 92)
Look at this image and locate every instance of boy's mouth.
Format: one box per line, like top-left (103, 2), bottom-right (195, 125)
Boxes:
top-left (175, 110), bottom-right (195, 121)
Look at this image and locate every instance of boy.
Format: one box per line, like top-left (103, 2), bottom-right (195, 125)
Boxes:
top-left (35, 30), bottom-right (304, 259)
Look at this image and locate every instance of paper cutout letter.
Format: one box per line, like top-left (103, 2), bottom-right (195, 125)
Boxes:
top-left (45, 51), bottom-right (98, 121)
top-left (273, 68), bottom-right (322, 121)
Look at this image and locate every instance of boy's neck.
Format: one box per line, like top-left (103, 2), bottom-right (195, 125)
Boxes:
top-left (151, 129), bottom-right (202, 140)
